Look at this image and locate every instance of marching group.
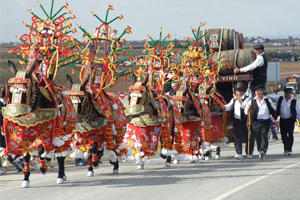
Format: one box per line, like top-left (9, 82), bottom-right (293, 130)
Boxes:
top-left (224, 44), bottom-right (300, 160)
top-left (1, 44), bottom-right (300, 176)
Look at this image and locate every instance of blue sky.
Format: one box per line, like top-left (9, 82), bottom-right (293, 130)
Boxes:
top-left (1, 0), bottom-right (299, 42)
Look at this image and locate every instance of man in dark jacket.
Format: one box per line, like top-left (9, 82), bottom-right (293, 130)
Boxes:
top-left (268, 86), bottom-right (300, 155)
top-left (222, 82), bottom-right (253, 159)
top-left (244, 85), bottom-right (277, 160)
top-left (234, 44), bottom-right (268, 90)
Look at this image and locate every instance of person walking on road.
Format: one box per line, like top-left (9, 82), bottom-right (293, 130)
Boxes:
top-left (222, 82), bottom-right (253, 160)
top-left (268, 86), bottom-right (300, 155)
top-left (0, 87), bottom-right (7, 175)
top-left (269, 118), bottom-right (279, 141)
top-left (234, 44), bottom-right (268, 90)
top-left (244, 85), bottom-right (277, 160)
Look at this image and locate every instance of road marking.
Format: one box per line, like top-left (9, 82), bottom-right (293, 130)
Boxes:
top-left (213, 161), bottom-right (300, 200)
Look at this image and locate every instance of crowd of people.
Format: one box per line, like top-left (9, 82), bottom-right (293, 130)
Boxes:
top-left (1, 44), bottom-right (300, 176)
top-left (224, 44), bottom-right (300, 160)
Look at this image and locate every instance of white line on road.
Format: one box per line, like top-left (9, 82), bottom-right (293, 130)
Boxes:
top-left (213, 161), bottom-right (300, 200)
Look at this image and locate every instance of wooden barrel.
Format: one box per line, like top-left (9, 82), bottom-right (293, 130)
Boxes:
top-left (214, 49), bottom-right (256, 75)
top-left (200, 28), bottom-right (236, 51)
top-left (235, 32), bottom-right (240, 49)
top-left (239, 33), bottom-right (244, 49)
top-left (234, 32), bottom-right (245, 49)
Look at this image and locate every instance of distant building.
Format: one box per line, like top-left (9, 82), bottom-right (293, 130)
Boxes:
top-left (253, 37), bottom-right (266, 43)
top-left (272, 42), bottom-right (283, 47)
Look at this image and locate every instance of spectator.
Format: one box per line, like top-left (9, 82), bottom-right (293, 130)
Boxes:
top-left (75, 158), bottom-right (88, 166)
top-left (269, 118), bottom-right (279, 140)
top-left (0, 87), bottom-right (6, 175)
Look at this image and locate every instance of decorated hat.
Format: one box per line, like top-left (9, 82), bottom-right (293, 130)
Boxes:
top-left (235, 81), bottom-right (247, 91)
top-left (283, 86), bottom-right (293, 92)
top-left (253, 85), bottom-right (265, 91)
top-left (253, 44), bottom-right (264, 50)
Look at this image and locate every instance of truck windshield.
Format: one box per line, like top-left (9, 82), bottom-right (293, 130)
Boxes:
top-left (286, 83), bottom-right (297, 88)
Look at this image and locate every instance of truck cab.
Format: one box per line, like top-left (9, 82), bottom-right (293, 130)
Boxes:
top-left (286, 82), bottom-right (298, 95)
top-left (286, 76), bottom-right (300, 96)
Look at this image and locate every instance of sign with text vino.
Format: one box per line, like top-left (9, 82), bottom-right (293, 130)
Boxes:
top-left (216, 74), bottom-right (252, 82)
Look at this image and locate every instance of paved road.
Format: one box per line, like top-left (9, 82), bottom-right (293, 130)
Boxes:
top-left (1, 132), bottom-right (300, 200)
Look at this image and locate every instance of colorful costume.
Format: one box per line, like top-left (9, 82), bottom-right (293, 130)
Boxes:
top-left (69, 5), bottom-right (131, 176)
top-left (3, 0), bottom-right (79, 187)
top-left (178, 24), bottom-right (228, 160)
top-left (125, 30), bottom-right (184, 168)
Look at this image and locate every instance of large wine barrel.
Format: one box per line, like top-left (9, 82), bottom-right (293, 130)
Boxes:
top-left (214, 49), bottom-right (256, 75)
top-left (239, 33), bottom-right (244, 49)
top-left (200, 28), bottom-right (236, 51)
top-left (234, 32), bottom-right (245, 49)
top-left (235, 32), bottom-right (241, 49)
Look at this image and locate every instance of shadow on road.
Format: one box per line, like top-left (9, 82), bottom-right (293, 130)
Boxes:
top-left (29, 153), bottom-right (300, 189)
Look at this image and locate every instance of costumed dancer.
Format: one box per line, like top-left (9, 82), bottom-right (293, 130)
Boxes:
top-left (125, 29), bottom-right (183, 168)
top-left (71, 5), bottom-right (131, 175)
top-left (3, 0), bottom-right (79, 187)
top-left (178, 24), bottom-right (228, 161)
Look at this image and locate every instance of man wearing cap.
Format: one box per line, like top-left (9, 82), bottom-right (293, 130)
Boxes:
top-left (244, 85), bottom-right (277, 159)
top-left (234, 44), bottom-right (268, 89)
top-left (222, 82), bottom-right (253, 160)
top-left (268, 86), bottom-right (300, 155)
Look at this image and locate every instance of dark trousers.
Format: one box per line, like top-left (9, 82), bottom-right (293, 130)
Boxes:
top-left (280, 118), bottom-right (295, 152)
top-left (270, 127), bottom-right (279, 140)
top-left (251, 120), bottom-right (271, 154)
top-left (233, 118), bottom-right (254, 155)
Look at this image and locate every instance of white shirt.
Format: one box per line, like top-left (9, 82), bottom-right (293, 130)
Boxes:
top-left (224, 94), bottom-right (250, 120)
top-left (240, 53), bottom-right (264, 73)
top-left (39, 62), bottom-right (47, 76)
top-left (0, 98), bottom-right (6, 105)
top-left (267, 95), bottom-right (300, 120)
top-left (244, 96), bottom-right (275, 120)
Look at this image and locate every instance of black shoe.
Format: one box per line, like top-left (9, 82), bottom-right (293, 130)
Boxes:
top-left (13, 160), bottom-right (24, 172)
top-left (259, 151), bottom-right (265, 160)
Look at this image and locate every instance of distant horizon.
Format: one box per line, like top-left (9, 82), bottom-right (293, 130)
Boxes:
top-left (0, 34), bottom-right (299, 44)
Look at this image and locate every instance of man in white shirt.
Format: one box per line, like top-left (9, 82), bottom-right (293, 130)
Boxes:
top-left (244, 85), bottom-right (277, 159)
top-left (222, 82), bottom-right (252, 160)
top-left (268, 87), bottom-right (300, 155)
top-left (234, 44), bottom-right (268, 90)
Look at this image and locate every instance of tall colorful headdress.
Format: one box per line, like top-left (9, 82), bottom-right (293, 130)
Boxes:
top-left (75, 5), bottom-right (134, 93)
top-left (8, 0), bottom-right (80, 81)
top-left (133, 28), bottom-right (179, 96)
top-left (179, 23), bottom-right (228, 87)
